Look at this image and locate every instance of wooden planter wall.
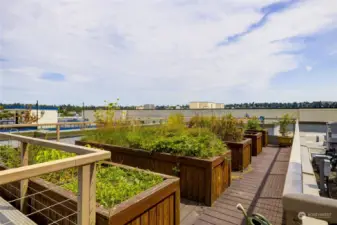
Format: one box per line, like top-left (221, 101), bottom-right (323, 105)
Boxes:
top-left (244, 132), bottom-right (263, 156)
top-left (224, 139), bottom-right (252, 171)
top-left (76, 141), bottom-right (231, 206)
top-left (246, 129), bottom-right (268, 147)
top-left (0, 164), bottom-right (180, 225)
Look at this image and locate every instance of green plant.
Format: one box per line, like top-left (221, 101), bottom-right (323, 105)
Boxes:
top-left (0, 110), bottom-right (14, 120)
top-left (0, 145), bottom-right (20, 168)
top-left (94, 99), bottom-right (120, 126)
top-left (215, 114), bottom-right (245, 142)
top-left (277, 114), bottom-right (295, 136)
top-left (167, 113), bottom-right (185, 128)
top-left (82, 120), bottom-right (228, 158)
top-left (172, 163), bottom-right (180, 176)
top-left (0, 145), bottom-right (163, 209)
top-left (246, 116), bottom-right (262, 131)
top-left (188, 114), bottom-right (215, 128)
top-left (62, 164), bottom-right (163, 208)
top-left (188, 114), bottom-right (245, 142)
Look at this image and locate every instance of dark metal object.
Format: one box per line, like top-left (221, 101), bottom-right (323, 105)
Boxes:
top-left (36, 100), bottom-right (39, 123)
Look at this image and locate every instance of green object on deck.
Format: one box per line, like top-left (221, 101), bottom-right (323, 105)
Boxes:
top-left (237, 203), bottom-right (272, 225)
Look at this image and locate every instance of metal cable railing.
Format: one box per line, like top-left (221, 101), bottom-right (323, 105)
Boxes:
top-left (0, 133), bottom-right (110, 225)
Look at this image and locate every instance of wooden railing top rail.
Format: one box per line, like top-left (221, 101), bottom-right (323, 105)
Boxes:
top-left (0, 133), bottom-right (102, 154)
top-left (0, 133), bottom-right (111, 224)
top-left (0, 133), bottom-right (110, 184)
top-left (0, 151), bottom-right (108, 185)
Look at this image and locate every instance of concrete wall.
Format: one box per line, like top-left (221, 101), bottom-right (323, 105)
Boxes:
top-left (83, 108), bottom-right (337, 123)
top-left (299, 109), bottom-right (337, 122)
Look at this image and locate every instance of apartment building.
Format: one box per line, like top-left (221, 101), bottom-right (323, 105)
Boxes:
top-left (189, 102), bottom-right (224, 109)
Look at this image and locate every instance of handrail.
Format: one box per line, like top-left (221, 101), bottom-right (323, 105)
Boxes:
top-left (0, 133), bottom-right (103, 154)
top-left (283, 120), bottom-right (303, 194)
top-left (282, 120), bottom-right (337, 224)
top-left (0, 133), bottom-right (111, 224)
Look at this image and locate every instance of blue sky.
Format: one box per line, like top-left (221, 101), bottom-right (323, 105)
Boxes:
top-left (1, 0), bottom-right (337, 105)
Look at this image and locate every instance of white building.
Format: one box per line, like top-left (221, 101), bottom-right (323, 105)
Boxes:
top-left (189, 102), bottom-right (224, 109)
top-left (144, 104), bottom-right (155, 110)
top-left (4, 106), bottom-right (58, 124)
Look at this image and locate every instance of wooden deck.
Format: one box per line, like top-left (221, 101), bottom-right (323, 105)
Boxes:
top-left (0, 145), bottom-right (289, 225)
top-left (0, 197), bottom-right (36, 225)
top-left (181, 145), bottom-right (291, 225)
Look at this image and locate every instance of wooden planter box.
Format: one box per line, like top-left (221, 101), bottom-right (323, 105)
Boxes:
top-left (76, 141), bottom-right (231, 206)
top-left (246, 129), bottom-right (268, 147)
top-left (224, 139), bottom-right (252, 171)
top-left (0, 163), bottom-right (180, 225)
top-left (244, 132), bottom-right (263, 156)
top-left (277, 136), bottom-right (293, 147)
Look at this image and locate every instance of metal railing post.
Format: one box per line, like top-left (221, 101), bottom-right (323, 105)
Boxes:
top-left (77, 163), bottom-right (96, 225)
top-left (20, 141), bottom-right (28, 213)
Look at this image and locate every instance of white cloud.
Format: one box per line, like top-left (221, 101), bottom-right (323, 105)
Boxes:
top-left (305, 66), bottom-right (312, 72)
top-left (1, 0), bottom-right (337, 104)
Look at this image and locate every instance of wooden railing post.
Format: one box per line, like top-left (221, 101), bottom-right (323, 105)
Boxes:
top-left (77, 163), bottom-right (96, 225)
top-left (56, 125), bottom-right (60, 141)
top-left (20, 142), bottom-right (28, 213)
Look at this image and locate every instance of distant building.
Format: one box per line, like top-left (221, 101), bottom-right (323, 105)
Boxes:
top-left (189, 102), bottom-right (224, 109)
top-left (144, 104), bottom-right (155, 110)
top-left (136, 106), bottom-right (144, 110)
top-left (4, 105), bottom-right (58, 124)
top-left (215, 103), bottom-right (224, 109)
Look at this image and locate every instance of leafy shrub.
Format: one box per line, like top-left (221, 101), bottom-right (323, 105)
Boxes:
top-left (214, 114), bottom-right (245, 142)
top-left (62, 164), bottom-right (163, 208)
top-left (82, 123), bottom-right (228, 158)
top-left (0, 145), bottom-right (163, 208)
top-left (188, 114), bottom-right (245, 142)
top-left (246, 116), bottom-right (262, 131)
top-left (0, 110), bottom-right (14, 120)
top-left (0, 145), bottom-right (20, 168)
top-left (278, 114), bottom-right (295, 136)
top-left (94, 99), bottom-right (120, 126)
top-left (167, 113), bottom-right (185, 127)
top-left (188, 114), bottom-right (216, 128)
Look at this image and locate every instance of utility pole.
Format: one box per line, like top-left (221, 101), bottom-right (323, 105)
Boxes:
top-left (36, 100), bottom-right (39, 123)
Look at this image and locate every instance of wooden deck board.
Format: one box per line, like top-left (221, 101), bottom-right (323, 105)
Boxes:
top-left (0, 197), bottom-right (36, 225)
top-left (180, 199), bottom-right (205, 225)
top-left (191, 146), bottom-right (291, 225)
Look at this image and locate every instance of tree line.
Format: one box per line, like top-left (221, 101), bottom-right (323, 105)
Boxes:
top-left (224, 101), bottom-right (337, 109)
top-left (1, 101), bottom-right (337, 113)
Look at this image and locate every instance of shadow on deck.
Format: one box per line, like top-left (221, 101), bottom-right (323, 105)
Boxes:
top-left (181, 145), bottom-right (291, 225)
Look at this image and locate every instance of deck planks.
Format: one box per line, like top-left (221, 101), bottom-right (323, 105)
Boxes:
top-left (0, 197), bottom-right (36, 225)
top-left (183, 146), bottom-right (291, 225)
